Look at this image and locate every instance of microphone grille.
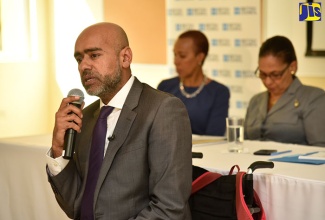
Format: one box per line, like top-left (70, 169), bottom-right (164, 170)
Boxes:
top-left (67, 88), bottom-right (85, 105)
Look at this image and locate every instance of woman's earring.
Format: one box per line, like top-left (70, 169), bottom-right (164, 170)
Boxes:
top-left (291, 70), bottom-right (295, 75)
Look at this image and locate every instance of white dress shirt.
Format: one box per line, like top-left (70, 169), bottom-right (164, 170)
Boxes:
top-left (46, 76), bottom-right (135, 175)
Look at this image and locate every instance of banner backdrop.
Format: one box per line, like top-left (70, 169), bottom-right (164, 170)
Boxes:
top-left (166, 0), bottom-right (264, 117)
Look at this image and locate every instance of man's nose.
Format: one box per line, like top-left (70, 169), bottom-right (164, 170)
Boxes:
top-left (79, 58), bottom-right (92, 72)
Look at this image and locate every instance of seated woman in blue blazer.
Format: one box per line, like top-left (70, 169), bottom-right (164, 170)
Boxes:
top-left (158, 30), bottom-right (230, 136)
top-left (244, 36), bottom-right (325, 147)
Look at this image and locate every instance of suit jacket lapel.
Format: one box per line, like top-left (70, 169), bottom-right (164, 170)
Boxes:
top-left (255, 92), bottom-right (268, 120)
top-left (94, 77), bottom-right (143, 199)
top-left (268, 78), bottom-right (302, 116)
top-left (76, 100), bottom-right (101, 177)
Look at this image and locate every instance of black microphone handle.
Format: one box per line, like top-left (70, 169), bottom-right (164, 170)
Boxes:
top-left (63, 102), bottom-right (82, 159)
top-left (63, 128), bottom-right (77, 159)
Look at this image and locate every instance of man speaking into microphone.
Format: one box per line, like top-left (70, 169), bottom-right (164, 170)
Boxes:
top-left (45, 22), bottom-right (192, 220)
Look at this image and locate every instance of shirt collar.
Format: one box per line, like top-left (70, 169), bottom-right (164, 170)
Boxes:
top-left (100, 75), bottom-right (135, 109)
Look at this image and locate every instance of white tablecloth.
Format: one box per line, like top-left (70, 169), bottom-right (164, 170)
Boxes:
top-left (0, 134), bottom-right (70, 220)
top-left (1, 134), bottom-right (324, 220)
top-left (192, 138), bottom-right (325, 220)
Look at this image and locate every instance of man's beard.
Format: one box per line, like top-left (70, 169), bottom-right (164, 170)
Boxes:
top-left (82, 65), bottom-right (122, 97)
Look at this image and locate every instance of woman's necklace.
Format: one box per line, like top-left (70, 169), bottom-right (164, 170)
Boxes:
top-left (179, 75), bottom-right (207, 98)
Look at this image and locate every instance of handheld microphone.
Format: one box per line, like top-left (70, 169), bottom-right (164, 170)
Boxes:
top-left (63, 88), bottom-right (85, 159)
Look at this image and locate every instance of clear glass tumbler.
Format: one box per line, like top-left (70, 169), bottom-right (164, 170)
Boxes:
top-left (226, 117), bottom-right (244, 153)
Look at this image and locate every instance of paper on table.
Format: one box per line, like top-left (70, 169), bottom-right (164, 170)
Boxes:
top-left (192, 135), bottom-right (226, 146)
top-left (298, 151), bottom-right (325, 161)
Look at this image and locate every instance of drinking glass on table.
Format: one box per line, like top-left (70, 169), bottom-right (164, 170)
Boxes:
top-left (226, 117), bottom-right (244, 153)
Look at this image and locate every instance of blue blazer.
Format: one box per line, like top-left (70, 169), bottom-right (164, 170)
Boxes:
top-left (158, 77), bottom-right (230, 136)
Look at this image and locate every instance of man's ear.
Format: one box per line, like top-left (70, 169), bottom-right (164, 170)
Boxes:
top-left (120, 46), bottom-right (132, 68)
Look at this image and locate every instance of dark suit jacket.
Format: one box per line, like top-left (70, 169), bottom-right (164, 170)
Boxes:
top-left (48, 77), bottom-right (193, 219)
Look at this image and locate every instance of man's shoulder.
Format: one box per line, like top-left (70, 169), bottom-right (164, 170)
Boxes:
top-left (142, 82), bottom-right (176, 100)
top-left (125, 77), bottom-right (180, 110)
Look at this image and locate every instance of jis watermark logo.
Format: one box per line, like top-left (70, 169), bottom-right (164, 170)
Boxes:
top-left (299, 2), bottom-right (322, 21)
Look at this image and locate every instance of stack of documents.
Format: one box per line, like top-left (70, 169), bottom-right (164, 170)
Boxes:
top-left (192, 135), bottom-right (226, 147)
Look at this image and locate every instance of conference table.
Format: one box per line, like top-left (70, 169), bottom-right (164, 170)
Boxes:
top-left (192, 135), bottom-right (325, 220)
top-left (0, 134), bottom-right (324, 220)
top-left (0, 134), bottom-right (70, 220)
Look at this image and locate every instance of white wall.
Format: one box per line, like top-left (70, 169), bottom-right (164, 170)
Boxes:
top-left (53, 0), bottom-right (104, 107)
top-left (0, 0), bottom-right (49, 138)
top-left (0, 0), bottom-right (105, 138)
top-left (131, 64), bottom-right (170, 89)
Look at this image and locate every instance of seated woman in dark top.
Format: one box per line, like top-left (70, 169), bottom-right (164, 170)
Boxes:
top-left (158, 30), bottom-right (230, 136)
top-left (244, 36), bottom-right (325, 147)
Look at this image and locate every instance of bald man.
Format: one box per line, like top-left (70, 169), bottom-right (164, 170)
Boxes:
top-left (46, 22), bottom-right (192, 219)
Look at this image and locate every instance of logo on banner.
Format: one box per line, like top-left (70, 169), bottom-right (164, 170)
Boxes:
top-left (211, 7), bottom-right (230, 15)
top-left (199, 23), bottom-right (218, 31)
top-left (211, 39), bottom-right (230, 46)
top-left (235, 70), bottom-right (255, 78)
top-left (223, 54), bottom-right (242, 62)
top-left (299, 2), bottom-right (322, 21)
top-left (234, 7), bottom-right (256, 15)
top-left (187, 8), bottom-right (207, 16)
top-left (212, 69), bottom-right (231, 77)
top-left (175, 23), bottom-right (194, 31)
top-left (234, 39), bottom-right (257, 47)
top-left (236, 101), bottom-right (248, 109)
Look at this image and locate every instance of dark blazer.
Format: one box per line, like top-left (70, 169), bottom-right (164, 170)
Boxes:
top-left (244, 77), bottom-right (325, 147)
top-left (48, 77), bottom-right (193, 219)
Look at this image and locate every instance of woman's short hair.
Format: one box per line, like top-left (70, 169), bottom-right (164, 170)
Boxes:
top-left (178, 30), bottom-right (209, 57)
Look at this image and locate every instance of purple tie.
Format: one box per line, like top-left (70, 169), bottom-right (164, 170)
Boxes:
top-left (80, 106), bottom-right (114, 220)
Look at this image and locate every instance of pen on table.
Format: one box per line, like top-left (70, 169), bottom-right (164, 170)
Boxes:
top-left (270, 150), bottom-right (292, 156)
top-left (302, 151), bottom-right (319, 156)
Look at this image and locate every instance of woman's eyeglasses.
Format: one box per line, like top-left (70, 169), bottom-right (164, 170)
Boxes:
top-left (255, 65), bottom-right (290, 80)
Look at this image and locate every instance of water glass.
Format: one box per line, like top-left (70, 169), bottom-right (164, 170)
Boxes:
top-left (226, 117), bottom-right (244, 153)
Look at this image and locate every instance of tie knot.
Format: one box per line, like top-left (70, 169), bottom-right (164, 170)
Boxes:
top-left (99, 106), bottom-right (114, 119)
